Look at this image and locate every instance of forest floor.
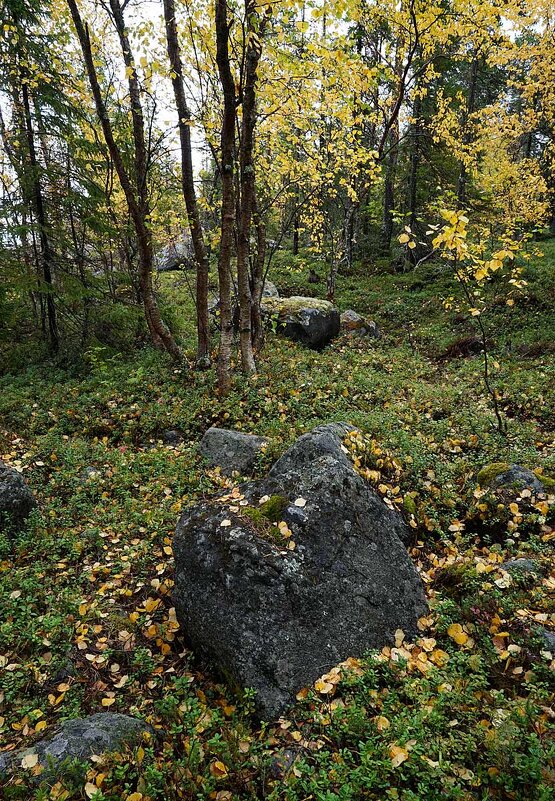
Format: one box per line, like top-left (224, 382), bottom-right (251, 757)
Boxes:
top-left (1, 241), bottom-right (554, 800)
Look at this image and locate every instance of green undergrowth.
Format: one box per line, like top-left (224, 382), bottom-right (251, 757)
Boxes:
top-left (0, 242), bottom-right (554, 799)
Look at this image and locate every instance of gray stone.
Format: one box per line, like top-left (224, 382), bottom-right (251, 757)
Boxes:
top-left (156, 237), bottom-right (194, 272)
top-left (269, 747), bottom-right (302, 780)
top-left (207, 282), bottom-right (278, 318)
top-left (262, 280), bottom-right (280, 298)
top-left (340, 310), bottom-right (380, 339)
top-left (501, 558), bottom-right (541, 575)
top-left (199, 428), bottom-right (268, 476)
top-left (540, 628), bottom-right (555, 652)
top-left (174, 423), bottom-right (426, 718)
top-left (162, 429), bottom-right (184, 446)
top-left (81, 466), bottom-right (101, 482)
top-left (491, 465), bottom-right (546, 494)
top-left (261, 296), bottom-right (340, 350)
top-left (269, 422), bottom-right (353, 478)
top-left (340, 310), bottom-right (365, 330)
top-left (0, 713), bottom-right (152, 778)
top-left (360, 320), bottom-right (381, 339)
top-left (0, 461), bottom-right (37, 533)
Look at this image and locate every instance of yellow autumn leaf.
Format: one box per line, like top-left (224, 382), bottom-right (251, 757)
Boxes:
top-left (447, 623), bottom-right (469, 645)
top-left (389, 744), bottom-right (409, 767)
top-left (375, 715), bottom-right (390, 731)
top-left (21, 752), bottom-right (39, 769)
top-left (210, 760), bottom-right (228, 778)
top-left (399, 233), bottom-right (410, 244)
top-left (314, 678), bottom-right (334, 694)
top-left (101, 697), bottom-right (115, 707)
top-left (144, 597), bottom-right (160, 613)
top-left (84, 782), bottom-right (99, 799)
top-left (430, 648), bottom-right (450, 667)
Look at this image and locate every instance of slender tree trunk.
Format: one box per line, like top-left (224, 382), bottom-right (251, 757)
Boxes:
top-left (380, 132), bottom-right (398, 253)
top-left (215, 0), bottom-right (236, 391)
top-left (0, 103), bottom-right (41, 334)
top-left (293, 209), bottom-right (300, 255)
top-left (380, 27), bottom-right (403, 254)
top-left (457, 57), bottom-right (478, 209)
top-left (21, 80), bottom-right (59, 353)
top-left (407, 91), bottom-right (422, 266)
top-left (66, 0), bottom-right (182, 361)
top-left (251, 190), bottom-right (266, 351)
top-left (236, 0), bottom-right (264, 374)
top-left (163, 0), bottom-right (210, 366)
top-left (408, 94), bottom-right (421, 229)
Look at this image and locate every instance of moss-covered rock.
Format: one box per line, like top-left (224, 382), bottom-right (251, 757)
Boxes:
top-left (261, 296), bottom-right (334, 315)
top-left (477, 463), bottom-right (510, 487)
top-left (534, 471), bottom-right (555, 490)
top-left (261, 296), bottom-right (340, 349)
top-left (173, 423), bottom-right (426, 718)
top-left (478, 463), bottom-right (547, 495)
top-left (259, 494), bottom-right (289, 522)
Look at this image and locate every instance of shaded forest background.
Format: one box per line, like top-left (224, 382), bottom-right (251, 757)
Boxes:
top-left (1, 0), bottom-right (554, 383)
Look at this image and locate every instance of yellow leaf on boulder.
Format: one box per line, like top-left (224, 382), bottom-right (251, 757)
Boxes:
top-left (21, 752), bottom-right (39, 769)
top-left (394, 629), bottom-right (405, 648)
top-left (314, 679), bottom-right (334, 694)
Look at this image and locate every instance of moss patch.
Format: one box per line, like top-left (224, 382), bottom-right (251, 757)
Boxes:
top-left (534, 470), bottom-right (555, 490)
top-left (261, 296), bottom-right (335, 316)
top-left (241, 495), bottom-right (289, 543)
top-left (477, 462), bottom-right (510, 486)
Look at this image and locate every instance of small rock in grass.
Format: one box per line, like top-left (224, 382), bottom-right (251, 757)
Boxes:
top-left (0, 713), bottom-right (152, 778)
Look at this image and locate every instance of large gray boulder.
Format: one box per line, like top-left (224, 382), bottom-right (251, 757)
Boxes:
top-left (199, 428), bottom-right (268, 476)
top-left (261, 296), bottom-right (340, 349)
top-left (0, 714), bottom-right (151, 778)
top-left (156, 237), bottom-right (194, 272)
top-left (0, 461), bottom-right (37, 533)
top-left (174, 423), bottom-right (427, 718)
